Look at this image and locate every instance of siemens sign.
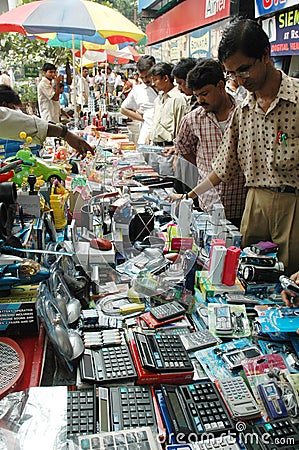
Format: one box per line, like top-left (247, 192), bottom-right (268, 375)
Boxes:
top-left (255, 0), bottom-right (298, 17)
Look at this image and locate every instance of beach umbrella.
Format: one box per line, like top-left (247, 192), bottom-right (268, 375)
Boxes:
top-left (0, 0), bottom-right (146, 123)
top-left (0, 0), bottom-right (145, 44)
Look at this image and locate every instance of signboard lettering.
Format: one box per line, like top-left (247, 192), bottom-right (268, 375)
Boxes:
top-left (205, 0), bottom-right (225, 18)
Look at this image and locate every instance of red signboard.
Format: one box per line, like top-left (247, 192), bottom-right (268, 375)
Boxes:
top-left (146, 0), bottom-right (231, 45)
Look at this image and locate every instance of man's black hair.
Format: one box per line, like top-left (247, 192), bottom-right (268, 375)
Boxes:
top-left (187, 59), bottom-right (225, 91)
top-left (137, 55), bottom-right (155, 72)
top-left (42, 62), bottom-right (56, 72)
top-left (172, 57), bottom-right (198, 80)
top-left (149, 62), bottom-right (175, 83)
top-left (0, 84), bottom-right (21, 106)
top-left (218, 17), bottom-right (270, 63)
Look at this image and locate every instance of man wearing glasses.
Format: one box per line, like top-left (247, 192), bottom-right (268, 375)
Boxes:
top-left (179, 18), bottom-right (299, 276)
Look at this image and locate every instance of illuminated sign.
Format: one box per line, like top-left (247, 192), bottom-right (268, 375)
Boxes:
top-left (255, 0), bottom-right (298, 17)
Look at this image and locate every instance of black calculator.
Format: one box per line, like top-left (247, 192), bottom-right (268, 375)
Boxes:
top-left (134, 331), bottom-right (193, 373)
top-left (110, 386), bottom-right (157, 431)
top-left (79, 339), bottom-right (137, 384)
top-left (150, 301), bottom-right (186, 321)
top-left (246, 418), bottom-right (299, 450)
top-left (67, 388), bottom-right (97, 438)
top-left (161, 381), bottom-right (233, 439)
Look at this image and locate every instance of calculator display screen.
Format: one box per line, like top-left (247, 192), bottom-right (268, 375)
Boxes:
top-left (100, 398), bottom-right (109, 432)
top-left (168, 391), bottom-right (188, 429)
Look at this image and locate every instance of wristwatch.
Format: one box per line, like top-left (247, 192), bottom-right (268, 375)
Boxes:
top-left (59, 125), bottom-right (68, 138)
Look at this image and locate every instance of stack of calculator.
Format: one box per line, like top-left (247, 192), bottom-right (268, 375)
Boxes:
top-left (67, 386), bottom-right (157, 438)
top-left (79, 336), bottom-right (137, 384)
top-left (160, 381), bottom-right (234, 438)
top-left (134, 331), bottom-right (193, 373)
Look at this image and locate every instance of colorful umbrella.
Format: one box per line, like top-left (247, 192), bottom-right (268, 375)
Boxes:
top-left (81, 46), bottom-right (143, 66)
top-left (0, 0), bottom-right (145, 44)
top-left (0, 0), bottom-right (145, 124)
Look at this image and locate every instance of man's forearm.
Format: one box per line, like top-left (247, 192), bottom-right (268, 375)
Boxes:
top-left (188, 171), bottom-right (222, 199)
top-left (120, 107), bottom-right (144, 122)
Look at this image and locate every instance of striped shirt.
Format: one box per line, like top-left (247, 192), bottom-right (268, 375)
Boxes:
top-left (175, 104), bottom-right (247, 220)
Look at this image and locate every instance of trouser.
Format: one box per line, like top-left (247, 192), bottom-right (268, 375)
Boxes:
top-left (241, 187), bottom-right (299, 276)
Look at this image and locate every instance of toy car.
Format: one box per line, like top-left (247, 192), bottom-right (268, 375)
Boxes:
top-left (6, 148), bottom-right (67, 185)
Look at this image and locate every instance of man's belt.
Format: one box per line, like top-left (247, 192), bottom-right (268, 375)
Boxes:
top-left (264, 186), bottom-right (297, 193)
top-left (153, 141), bottom-right (173, 147)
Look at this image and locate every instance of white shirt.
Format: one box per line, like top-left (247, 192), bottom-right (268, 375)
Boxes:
top-left (0, 107), bottom-right (48, 143)
top-left (37, 77), bottom-right (60, 123)
top-left (121, 83), bottom-right (157, 144)
top-left (78, 75), bottom-right (89, 106)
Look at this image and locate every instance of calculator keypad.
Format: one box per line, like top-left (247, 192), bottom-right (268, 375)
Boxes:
top-left (183, 383), bottom-right (233, 434)
top-left (67, 390), bottom-right (96, 438)
top-left (251, 418), bottom-right (299, 450)
top-left (110, 386), bottom-right (157, 431)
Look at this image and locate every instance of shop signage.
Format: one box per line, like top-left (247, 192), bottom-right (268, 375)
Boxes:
top-left (255, 0), bottom-right (298, 17)
top-left (190, 31), bottom-right (210, 59)
top-left (146, 0), bottom-right (230, 45)
top-left (150, 44), bottom-right (163, 62)
top-left (262, 6), bottom-right (299, 55)
top-left (24, 66), bottom-right (39, 78)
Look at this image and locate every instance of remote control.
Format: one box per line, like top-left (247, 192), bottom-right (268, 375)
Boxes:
top-left (217, 376), bottom-right (261, 420)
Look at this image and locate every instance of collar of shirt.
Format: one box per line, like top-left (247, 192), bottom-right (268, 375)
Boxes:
top-left (244, 70), bottom-right (297, 110)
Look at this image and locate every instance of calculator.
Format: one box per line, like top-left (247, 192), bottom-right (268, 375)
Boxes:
top-left (79, 339), bottom-right (137, 384)
top-left (134, 331), bottom-right (193, 373)
top-left (161, 381), bottom-right (233, 439)
top-left (77, 427), bottom-right (162, 450)
top-left (110, 386), bottom-right (157, 431)
top-left (150, 301), bottom-right (186, 322)
top-left (67, 388), bottom-right (97, 438)
top-left (216, 376), bottom-right (261, 420)
top-left (180, 329), bottom-right (222, 352)
top-left (246, 418), bottom-right (299, 450)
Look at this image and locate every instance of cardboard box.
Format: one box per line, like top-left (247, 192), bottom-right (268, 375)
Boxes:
top-left (195, 270), bottom-right (245, 301)
top-left (0, 285), bottom-right (39, 337)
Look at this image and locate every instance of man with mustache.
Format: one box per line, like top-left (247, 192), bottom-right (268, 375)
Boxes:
top-left (172, 58), bottom-right (247, 227)
top-left (176, 18), bottom-right (299, 276)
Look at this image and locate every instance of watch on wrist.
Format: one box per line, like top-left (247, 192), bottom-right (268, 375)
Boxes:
top-left (59, 125), bottom-right (68, 138)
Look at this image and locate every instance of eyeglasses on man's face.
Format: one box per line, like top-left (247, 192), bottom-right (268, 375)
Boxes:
top-left (225, 58), bottom-right (258, 81)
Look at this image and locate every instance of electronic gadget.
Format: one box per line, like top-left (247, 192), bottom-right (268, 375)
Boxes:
top-left (134, 331), bottom-right (193, 373)
top-left (245, 418), bottom-right (299, 450)
top-left (140, 311), bottom-right (187, 329)
top-left (257, 381), bottom-right (288, 420)
top-left (82, 330), bottom-right (122, 348)
top-left (214, 305), bottom-right (233, 334)
top-left (222, 246), bottom-right (241, 286)
top-left (79, 338), bottom-right (137, 384)
top-left (161, 381), bottom-right (233, 438)
top-left (216, 376), bottom-right (261, 420)
top-left (280, 275), bottom-right (299, 296)
top-left (208, 245), bottom-right (227, 285)
top-left (150, 301), bottom-right (186, 322)
top-left (67, 386), bottom-right (157, 438)
top-left (251, 241), bottom-right (278, 255)
top-left (77, 427), bottom-right (163, 450)
top-left (221, 345), bottom-right (263, 370)
top-left (180, 329), bottom-right (222, 352)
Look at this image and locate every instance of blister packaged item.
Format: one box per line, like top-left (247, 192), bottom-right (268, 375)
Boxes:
top-left (254, 306), bottom-right (299, 333)
top-left (194, 337), bottom-right (253, 381)
top-left (208, 303), bottom-right (250, 338)
top-left (258, 339), bottom-right (299, 374)
top-left (242, 354), bottom-right (297, 419)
